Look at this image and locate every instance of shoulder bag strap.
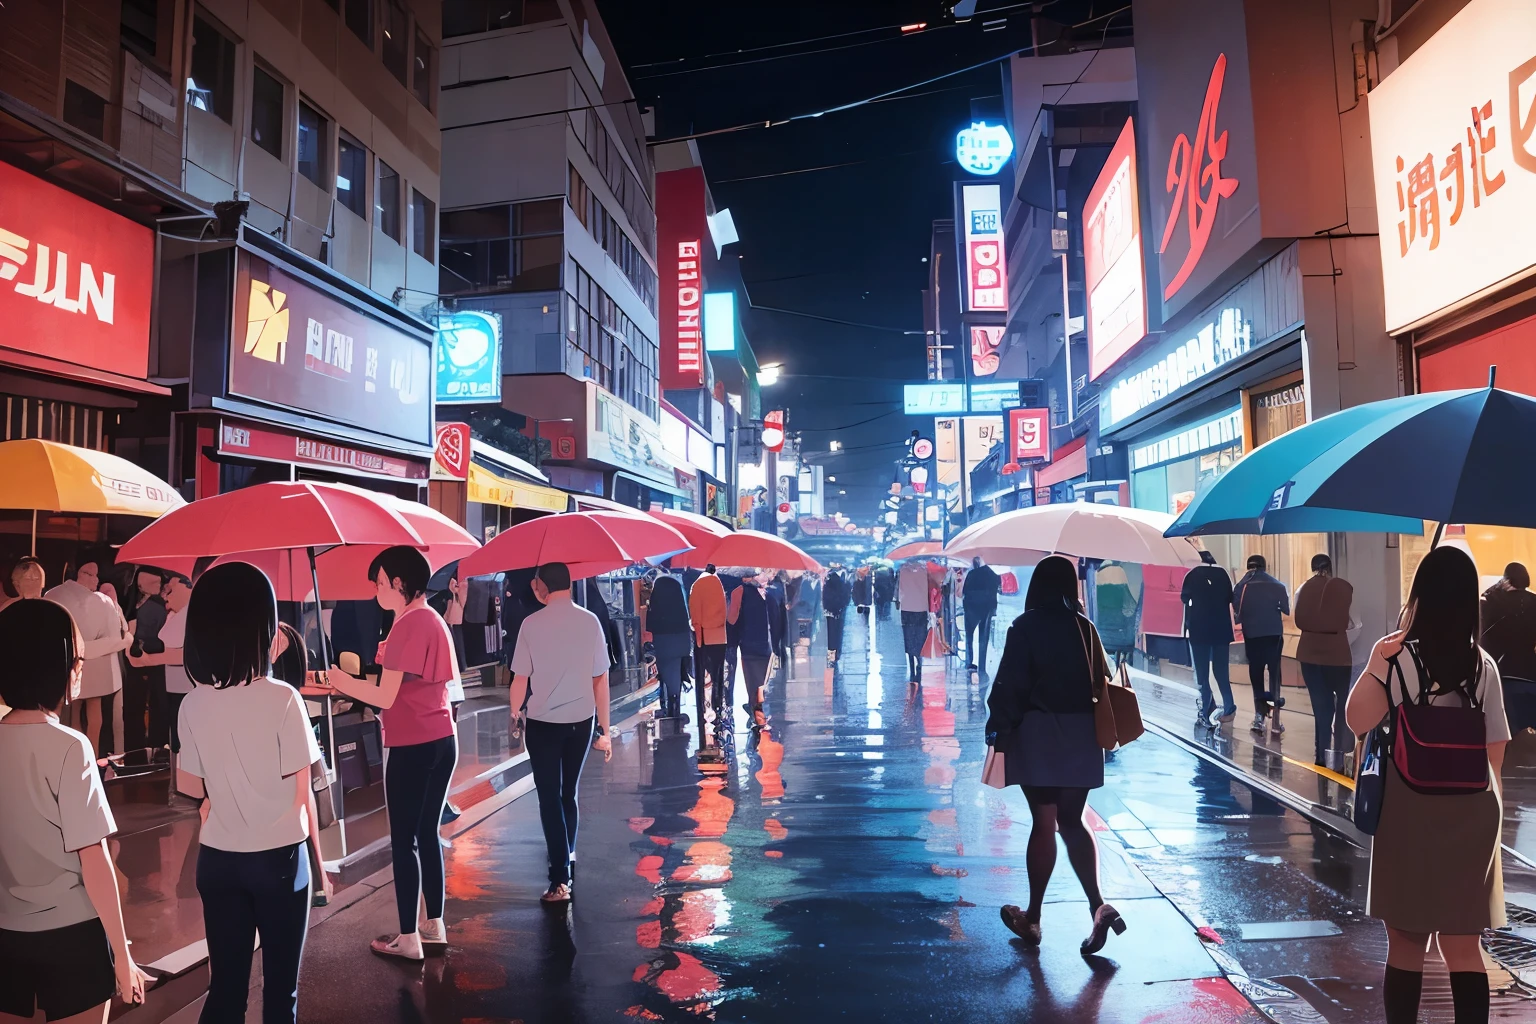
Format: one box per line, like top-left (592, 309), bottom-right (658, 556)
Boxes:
top-left (1077, 616), bottom-right (1109, 698)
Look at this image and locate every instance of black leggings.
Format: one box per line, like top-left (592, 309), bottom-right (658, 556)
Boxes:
top-left (384, 735), bottom-right (457, 934)
top-left (1020, 786), bottom-right (1103, 917)
top-left (525, 717), bottom-right (594, 886)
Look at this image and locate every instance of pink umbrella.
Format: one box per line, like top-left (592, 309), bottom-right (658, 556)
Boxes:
top-left (458, 511), bottom-right (688, 580)
top-left (670, 529), bottom-right (821, 572)
top-left (585, 511), bottom-right (692, 564)
top-left (648, 508), bottom-right (733, 554)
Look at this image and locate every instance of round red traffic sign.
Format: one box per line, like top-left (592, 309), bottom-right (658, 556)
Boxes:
top-left (778, 502), bottom-right (792, 514)
top-left (913, 438), bottom-right (934, 460)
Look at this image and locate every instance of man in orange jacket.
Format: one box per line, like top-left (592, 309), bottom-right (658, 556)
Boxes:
top-left (689, 565), bottom-right (729, 740)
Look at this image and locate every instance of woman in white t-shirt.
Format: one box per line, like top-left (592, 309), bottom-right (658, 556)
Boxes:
top-left (176, 563), bottom-right (328, 1024)
top-left (0, 598), bottom-right (147, 1023)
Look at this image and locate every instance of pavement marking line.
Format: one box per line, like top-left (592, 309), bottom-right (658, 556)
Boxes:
top-left (1280, 754), bottom-right (1355, 789)
top-left (1235, 920), bottom-right (1343, 941)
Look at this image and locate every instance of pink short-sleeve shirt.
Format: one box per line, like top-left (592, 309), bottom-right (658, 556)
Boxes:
top-left (378, 606), bottom-right (459, 748)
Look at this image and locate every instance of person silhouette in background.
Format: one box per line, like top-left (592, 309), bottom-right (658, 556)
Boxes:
top-left (1233, 554), bottom-right (1289, 734)
top-left (1294, 554), bottom-right (1354, 768)
top-left (1481, 562), bottom-right (1536, 733)
top-left (963, 557), bottom-right (1001, 675)
top-left (1182, 551), bottom-right (1237, 728)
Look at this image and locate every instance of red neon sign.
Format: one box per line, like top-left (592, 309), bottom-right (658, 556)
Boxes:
top-left (1158, 53), bottom-right (1239, 302)
top-left (1008, 407), bottom-right (1050, 464)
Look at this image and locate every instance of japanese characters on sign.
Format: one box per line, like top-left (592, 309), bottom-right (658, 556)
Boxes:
top-left (219, 420), bottom-right (427, 479)
top-left (0, 160), bottom-right (154, 378)
top-left (961, 184), bottom-right (1009, 313)
top-left (230, 252), bottom-right (433, 446)
top-left (1158, 54), bottom-right (1239, 304)
top-left (657, 167), bottom-right (709, 389)
top-left (1084, 118), bottom-right (1149, 380)
top-left (1106, 306), bottom-right (1253, 427)
top-left (1368, 0), bottom-right (1536, 331)
top-left (1008, 407), bottom-right (1051, 464)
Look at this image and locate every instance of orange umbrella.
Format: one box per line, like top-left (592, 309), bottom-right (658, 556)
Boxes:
top-left (670, 529), bottom-right (820, 572)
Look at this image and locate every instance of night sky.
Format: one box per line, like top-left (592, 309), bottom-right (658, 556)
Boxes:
top-left (596, 1), bottom-right (1129, 517)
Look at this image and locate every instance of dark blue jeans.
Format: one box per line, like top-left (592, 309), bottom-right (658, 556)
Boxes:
top-left (1244, 635), bottom-right (1285, 714)
top-left (525, 716), bottom-right (594, 886)
top-left (1189, 641), bottom-right (1237, 717)
top-left (384, 735), bottom-right (457, 934)
top-left (653, 633), bottom-right (691, 718)
top-left (197, 843), bottom-right (309, 1024)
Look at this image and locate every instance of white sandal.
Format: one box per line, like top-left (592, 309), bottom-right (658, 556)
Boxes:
top-left (370, 934), bottom-right (424, 960)
top-left (540, 883), bottom-right (572, 904)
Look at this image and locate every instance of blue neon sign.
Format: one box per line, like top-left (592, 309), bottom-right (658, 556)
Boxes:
top-left (955, 121), bottom-right (1014, 176)
top-left (703, 291), bottom-right (736, 353)
top-left (435, 310), bottom-right (502, 404)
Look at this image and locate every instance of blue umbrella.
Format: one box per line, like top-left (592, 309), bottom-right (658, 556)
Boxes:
top-left (1163, 377), bottom-right (1530, 538)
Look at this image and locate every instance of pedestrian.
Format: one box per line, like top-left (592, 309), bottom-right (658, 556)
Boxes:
top-left (720, 570), bottom-right (743, 705)
top-left (986, 555), bottom-right (1125, 955)
top-left (1345, 546), bottom-right (1509, 1024)
top-left (873, 565), bottom-right (895, 620)
top-left (0, 555), bottom-right (45, 613)
top-left (1294, 554), bottom-right (1355, 768)
top-left (898, 560), bottom-right (929, 682)
top-left (270, 622), bottom-right (309, 690)
top-left (852, 566), bottom-right (873, 618)
top-left (46, 560), bottom-right (131, 758)
top-left (647, 572), bottom-right (692, 720)
top-left (963, 557), bottom-right (1002, 674)
top-left (766, 571), bottom-right (789, 664)
top-left (326, 547), bottom-right (459, 960)
top-left (0, 598), bottom-right (149, 1022)
top-left (127, 574), bottom-right (192, 757)
top-left (1232, 554), bottom-right (1289, 734)
top-left (728, 569), bottom-right (773, 727)
top-left (1182, 550), bottom-right (1238, 728)
top-left (175, 562), bottom-right (329, 1023)
top-left (823, 567), bottom-right (850, 664)
top-left (689, 564), bottom-right (728, 733)
top-left (1480, 562), bottom-right (1536, 733)
top-left (122, 568), bottom-right (169, 756)
top-left (508, 562), bottom-right (613, 904)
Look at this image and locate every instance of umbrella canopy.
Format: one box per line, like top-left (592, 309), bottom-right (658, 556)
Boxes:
top-left (670, 529), bottom-right (821, 572)
top-left (0, 439), bottom-right (184, 517)
top-left (458, 511), bottom-right (683, 580)
top-left (585, 512), bottom-right (693, 563)
top-left (885, 540), bottom-right (944, 561)
top-left (947, 504), bottom-right (1203, 568)
top-left (649, 508), bottom-right (733, 554)
top-left (1166, 397), bottom-right (1436, 538)
top-left (118, 481), bottom-right (424, 565)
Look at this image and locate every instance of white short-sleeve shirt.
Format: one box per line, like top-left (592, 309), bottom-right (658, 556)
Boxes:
top-left (0, 720), bottom-right (117, 931)
top-left (510, 599), bottom-right (610, 724)
top-left (178, 677), bottom-right (322, 852)
top-left (1388, 643), bottom-right (1513, 744)
top-left (160, 608), bottom-right (192, 695)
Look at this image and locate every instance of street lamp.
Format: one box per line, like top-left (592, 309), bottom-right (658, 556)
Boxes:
top-left (827, 475), bottom-right (837, 483)
top-left (829, 439), bottom-right (842, 452)
top-left (758, 363), bottom-right (783, 386)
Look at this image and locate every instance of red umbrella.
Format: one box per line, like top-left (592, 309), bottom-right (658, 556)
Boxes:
top-left (458, 511), bottom-right (685, 580)
top-left (585, 511), bottom-right (693, 564)
top-left (886, 540), bottom-right (944, 561)
top-left (649, 508), bottom-right (733, 554)
top-left (670, 529), bottom-right (821, 572)
top-left (118, 481), bottom-right (424, 564)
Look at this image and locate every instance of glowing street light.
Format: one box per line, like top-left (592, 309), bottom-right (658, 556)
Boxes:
top-left (829, 439), bottom-right (842, 452)
top-left (758, 363), bottom-right (783, 386)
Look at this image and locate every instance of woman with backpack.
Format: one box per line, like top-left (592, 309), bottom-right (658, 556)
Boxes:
top-left (1346, 546), bottom-right (1509, 1024)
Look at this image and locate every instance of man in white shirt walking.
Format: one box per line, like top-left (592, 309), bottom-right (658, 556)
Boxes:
top-left (509, 563), bottom-right (612, 904)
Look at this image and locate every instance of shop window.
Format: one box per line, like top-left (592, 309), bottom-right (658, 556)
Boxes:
top-left (250, 65), bottom-right (285, 160)
top-left (297, 101), bottom-right (328, 188)
top-left (188, 15), bottom-right (235, 123)
top-left (62, 81), bottom-right (107, 141)
top-left (344, 0), bottom-right (373, 47)
top-left (337, 134), bottom-right (368, 218)
top-left (377, 159), bottom-right (401, 242)
top-left (412, 28), bottom-right (435, 110)
top-left (381, 0), bottom-right (408, 84)
top-left (411, 188), bottom-right (436, 260)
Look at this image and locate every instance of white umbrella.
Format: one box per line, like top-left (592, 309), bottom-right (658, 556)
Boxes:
top-left (946, 503), bottom-right (1203, 568)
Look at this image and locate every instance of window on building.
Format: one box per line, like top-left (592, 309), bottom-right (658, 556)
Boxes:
top-left (250, 65), bottom-right (285, 160)
top-left (297, 101), bottom-right (328, 188)
top-left (411, 28), bottom-right (435, 109)
top-left (443, 0), bottom-right (563, 38)
top-left (377, 160), bottom-right (401, 242)
top-left (188, 15), bottom-right (235, 123)
top-left (439, 198), bottom-right (563, 294)
top-left (62, 81), bottom-right (107, 140)
top-left (411, 188), bottom-right (435, 260)
top-left (381, 0), bottom-right (408, 84)
top-left (336, 135), bottom-right (368, 218)
top-left (564, 257), bottom-right (659, 420)
top-left (121, 0), bottom-right (171, 69)
top-left (567, 164), bottom-right (657, 314)
top-left (344, 0), bottom-right (373, 47)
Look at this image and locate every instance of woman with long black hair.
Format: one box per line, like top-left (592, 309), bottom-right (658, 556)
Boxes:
top-left (985, 555), bottom-right (1124, 955)
top-left (1346, 546), bottom-right (1509, 1024)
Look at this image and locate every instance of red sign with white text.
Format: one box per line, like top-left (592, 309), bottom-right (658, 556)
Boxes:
top-left (657, 167), bottom-right (709, 389)
top-left (432, 422), bottom-right (470, 480)
top-left (219, 420), bottom-right (427, 480)
top-left (0, 160), bottom-right (154, 378)
top-left (1008, 407), bottom-right (1051, 464)
top-left (1157, 54), bottom-right (1240, 303)
top-left (961, 183), bottom-right (1008, 312)
top-left (1084, 118), bottom-right (1148, 380)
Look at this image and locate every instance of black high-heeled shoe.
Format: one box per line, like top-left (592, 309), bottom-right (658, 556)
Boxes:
top-left (1000, 905), bottom-right (1041, 945)
top-left (1080, 904), bottom-right (1126, 955)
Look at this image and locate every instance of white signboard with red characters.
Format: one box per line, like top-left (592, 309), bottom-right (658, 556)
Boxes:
top-left (432, 422), bottom-right (470, 480)
top-left (1008, 407), bottom-right (1051, 464)
top-left (961, 183), bottom-right (1008, 312)
top-left (1368, 0), bottom-right (1536, 332)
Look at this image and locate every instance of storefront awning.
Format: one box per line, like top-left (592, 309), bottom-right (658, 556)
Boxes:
top-left (467, 462), bottom-right (568, 512)
top-left (1036, 437), bottom-right (1088, 488)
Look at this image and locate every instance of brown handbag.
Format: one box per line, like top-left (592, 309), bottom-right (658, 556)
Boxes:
top-left (1107, 661), bottom-right (1145, 746)
top-left (1079, 618), bottom-right (1143, 750)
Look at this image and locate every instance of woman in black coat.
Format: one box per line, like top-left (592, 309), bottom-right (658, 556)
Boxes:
top-left (985, 555), bottom-right (1125, 955)
top-left (647, 574), bottom-right (692, 719)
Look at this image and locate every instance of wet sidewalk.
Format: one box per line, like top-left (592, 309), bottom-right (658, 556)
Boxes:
top-left (136, 608), bottom-right (1531, 1023)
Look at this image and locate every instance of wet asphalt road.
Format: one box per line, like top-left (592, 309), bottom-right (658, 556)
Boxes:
top-left (288, 609), bottom-right (1536, 1022)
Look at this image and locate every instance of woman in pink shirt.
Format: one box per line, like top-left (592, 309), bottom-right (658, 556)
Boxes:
top-left (326, 546), bottom-right (459, 961)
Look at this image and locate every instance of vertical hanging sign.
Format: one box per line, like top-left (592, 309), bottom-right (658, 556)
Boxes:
top-left (960, 183), bottom-right (1008, 312)
top-left (657, 167), bottom-right (709, 389)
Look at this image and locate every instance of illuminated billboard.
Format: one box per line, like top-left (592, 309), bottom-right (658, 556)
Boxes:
top-left (1083, 118), bottom-right (1148, 380)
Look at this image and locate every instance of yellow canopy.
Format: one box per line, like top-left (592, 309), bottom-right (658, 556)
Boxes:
top-left (467, 462), bottom-right (568, 512)
top-left (0, 439), bottom-right (185, 517)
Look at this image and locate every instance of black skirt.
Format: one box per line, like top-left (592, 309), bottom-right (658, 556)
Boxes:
top-left (1002, 711), bottom-right (1104, 789)
top-left (901, 610), bottom-right (928, 655)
